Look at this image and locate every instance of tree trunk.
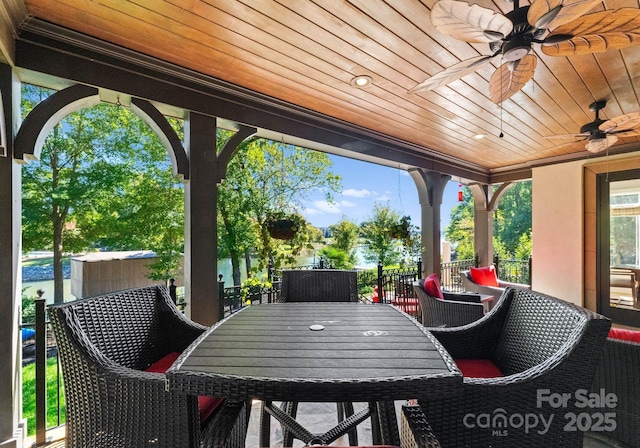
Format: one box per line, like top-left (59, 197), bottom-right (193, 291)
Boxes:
top-left (231, 256), bottom-right (241, 287)
top-left (244, 249), bottom-right (252, 278)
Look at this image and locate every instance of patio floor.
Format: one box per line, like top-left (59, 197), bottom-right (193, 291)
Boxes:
top-left (26, 400), bottom-right (624, 447)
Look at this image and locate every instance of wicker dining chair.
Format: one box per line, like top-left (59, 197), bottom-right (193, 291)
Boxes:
top-left (405, 286), bottom-right (611, 448)
top-left (49, 285), bottom-right (250, 448)
top-left (263, 269), bottom-right (370, 447)
top-left (278, 269), bottom-right (359, 302)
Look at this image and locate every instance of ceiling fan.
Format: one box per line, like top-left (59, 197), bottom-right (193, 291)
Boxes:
top-left (544, 100), bottom-right (640, 153)
top-left (409, 0), bottom-right (640, 103)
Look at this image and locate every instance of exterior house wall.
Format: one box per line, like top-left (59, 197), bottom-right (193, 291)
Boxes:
top-left (532, 152), bottom-right (640, 309)
top-left (532, 160), bottom-right (585, 305)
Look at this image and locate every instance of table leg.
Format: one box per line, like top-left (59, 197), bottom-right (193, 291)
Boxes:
top-left (338, 402), bottom-right (358, 445)
top-left (259, 401), bottom-right (272, 448)
top-left (377, 401), bottom-right (401, 446)
top-left (280, 401), bottom-right (298, 447)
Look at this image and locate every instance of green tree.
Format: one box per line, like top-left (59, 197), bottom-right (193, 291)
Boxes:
top-left (329, 217), bottom-right (360, 265)
top-left (445, 187), bottom-right (475, 260)
top-left (494, 181), bottom-right (532, 257)
top-left (360, 203), bottom-right (403, 266)
top-left (21, 85), bottom-right (185, 302)
top-left (217, 136), bottom-right (341, 282)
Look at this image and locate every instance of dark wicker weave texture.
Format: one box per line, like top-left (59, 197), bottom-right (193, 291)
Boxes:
top-left (400, 404), bottom-right (442, 448)
top-left (590, 336), bottom-right (640, 447)
top-left (49, 285), bottom-right (249, 448)
top-left (279, 269), bottom-right (359, 302)
top-left (413, 280), bottom-right (484, 327)
top-left (411, 287), bottom-right (611, 448)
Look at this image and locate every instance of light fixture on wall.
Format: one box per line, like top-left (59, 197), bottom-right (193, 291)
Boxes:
top-left (350, 75), bottom-right (372, 88)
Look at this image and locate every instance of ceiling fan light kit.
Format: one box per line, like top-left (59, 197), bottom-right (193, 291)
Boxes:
top-left (544, 100), bottom-right (640, 153)
top-left (409, 0), bottom-right (640, 105)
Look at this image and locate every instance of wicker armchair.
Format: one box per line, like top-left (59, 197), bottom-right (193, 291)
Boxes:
top-left (589, 333), bottom-right (640, 447)
top-left (279, 269), bottom-right (359, 302)
top-left (49, 285), bottom-right (250, 448)
top-left (405, 287), bottom-right (611, 448)
top-left (412, 280), bottom-right (486, 327)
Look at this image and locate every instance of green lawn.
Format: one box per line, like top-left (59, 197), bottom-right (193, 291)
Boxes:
top-left (22, 356), bottom-right (66, 436)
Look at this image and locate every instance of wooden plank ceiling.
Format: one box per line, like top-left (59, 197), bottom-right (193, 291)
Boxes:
top-left (20, 0), bottom-right (640, 172)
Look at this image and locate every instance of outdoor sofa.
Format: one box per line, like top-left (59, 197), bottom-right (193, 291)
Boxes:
top-left (49, 285), bottom-right (250, 448)
top-left (401, 286), bottom-right (611, 448)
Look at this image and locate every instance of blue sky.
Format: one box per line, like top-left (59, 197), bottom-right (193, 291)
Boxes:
top-left (300, 154), bottom-right (460, 233)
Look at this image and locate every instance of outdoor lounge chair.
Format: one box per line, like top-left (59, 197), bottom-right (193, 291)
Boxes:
top-left (402, 286), bottom-right (611, 448)
top-left (413, 278), bottom-right (487, 327)
top-left (460, 266), bottom-right (530, 298)
top-left (49, 285), bottom-right (250, 448)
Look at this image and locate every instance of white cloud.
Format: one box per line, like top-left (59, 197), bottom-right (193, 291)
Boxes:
top-left (342, 188), bottom-right (372, 198)
top-left (305, 200), bottom-right (357, 216)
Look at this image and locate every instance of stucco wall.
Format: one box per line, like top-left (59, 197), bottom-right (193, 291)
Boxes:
top-left (532, 160), bottom-right (585, 305)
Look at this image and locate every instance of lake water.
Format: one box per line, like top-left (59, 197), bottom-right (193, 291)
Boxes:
top-left (23, 248), bottom-right (376, 303)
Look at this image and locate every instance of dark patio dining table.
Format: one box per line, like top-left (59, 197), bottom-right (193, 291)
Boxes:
top-left (166, 302), bottom-right (462, 446)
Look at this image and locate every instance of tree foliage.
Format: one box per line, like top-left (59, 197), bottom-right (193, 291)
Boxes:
top-left (21, 84), bottom-right (184, 301)
top-left (328, 217), bottom-right (360, 266)
top-left (445, 182), bottom-right (532, 261)
top-left (216, 133), bottom-right (341, 282)
top-left (360, 203), bottom-right (403, 266)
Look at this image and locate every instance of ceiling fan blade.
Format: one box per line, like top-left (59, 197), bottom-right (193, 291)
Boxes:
top-left (585, 135), bottom-right (618, 153)
top-left (408, 55), bottom-right (494, 93)
top-left (542, 8), bottom-right (640, 56)
top-left (528, 0), bottom-right (602, 31)
top-left (543, 133), bottom-right (589, 140)
top-left (431, 0), bottom-right (513, 43)
top-left (599, 112), bottom-right (640, 133)
top-left (489, 54), bottom-right (537, 104)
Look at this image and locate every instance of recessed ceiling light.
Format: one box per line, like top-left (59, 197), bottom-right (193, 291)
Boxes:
top-left (350, 75), bottom-right (372, 88)
top-left (474, 134), bottom-right (485, 139)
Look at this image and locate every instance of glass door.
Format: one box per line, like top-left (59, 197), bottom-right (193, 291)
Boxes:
top-left (597, 169), bottom-right (640, 327)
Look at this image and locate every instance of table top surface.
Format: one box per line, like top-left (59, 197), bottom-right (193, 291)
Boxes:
top-left (166, 302), bottom-right (461, 402)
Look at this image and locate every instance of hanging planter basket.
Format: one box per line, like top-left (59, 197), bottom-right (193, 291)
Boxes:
top-left (266, 218), bottom-right (298, 240)
top-left (389, 216), bottom-right (411, 240)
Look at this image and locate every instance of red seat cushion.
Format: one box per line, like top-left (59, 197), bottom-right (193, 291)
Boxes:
top-left (608, 328), bottom-right (640, 343)
top-left (469, 266), bottom-right (499, 287)
top-left (423, 274), bottom-right (445, 300)
top-left (146, 352), bottom-right (223, 423)
top-left (455, 359), bottom-right (503, 378)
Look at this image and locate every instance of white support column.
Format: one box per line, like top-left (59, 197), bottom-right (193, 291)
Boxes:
top-left (0, 64), bottom-right (26, 448)
top-left (409, 169), bottom-right (451, 277)
top-left (183, 112), bottom-right (219, 326)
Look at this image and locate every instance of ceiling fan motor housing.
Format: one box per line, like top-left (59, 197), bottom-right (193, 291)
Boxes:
top-left (502, 6), bottom-right (535, 61)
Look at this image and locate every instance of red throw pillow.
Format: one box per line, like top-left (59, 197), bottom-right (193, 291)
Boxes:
top-left (455, 359), bottom-right (503, 378)
top-left (608, 328), bottom-right (640, 343)
top-left (146, 352), bottom-right (223, 423)
top-left (469, 266), bottom-right (499, 287)
top-left (423, 274), bottom-right (444, 300)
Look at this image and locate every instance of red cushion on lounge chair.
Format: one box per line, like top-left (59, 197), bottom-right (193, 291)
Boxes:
top-left (455, 359), bottom-right (503, 378)
top-left (469, 266), bottom-right (499, 287)
top-left (146, 352), bottom-right (223, 423)
top-left (608, 328), bottom-right (640, 343)
top-left (423, 274), bottom-right (444, 300)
